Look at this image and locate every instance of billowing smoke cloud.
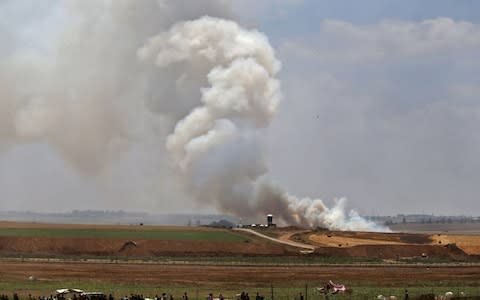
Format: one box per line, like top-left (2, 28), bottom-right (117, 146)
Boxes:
top-left (139, 17), bottom-right (386, 231)
top-left (0, 0), bottom-right (234, 210)
top-left (0, 1), bottom-right (385, 230)
top-left (0, 0), bottom-right (234, 173)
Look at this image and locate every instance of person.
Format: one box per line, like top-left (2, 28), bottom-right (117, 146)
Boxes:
top-left (182, 292), bottom-right (188, 300)
top-left (219, 294), bottom-right (224, 300)
top-left (404, 289), bottom-right (409, 300)
top-left (207, 294), bottom-right (213, 300)
top-left (299, 293), bottom-right (304, 300)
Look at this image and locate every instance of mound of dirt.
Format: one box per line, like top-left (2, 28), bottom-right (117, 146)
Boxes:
top-left (119, 240), bottom-right (137, 253)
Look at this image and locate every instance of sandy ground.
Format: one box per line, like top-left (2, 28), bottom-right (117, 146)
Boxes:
top-left (304, 230), bottom-right (480, 256)
top-left (308, 234), bottom-right (405, 247)
top-left (431, 234), bottom-right (480, 255)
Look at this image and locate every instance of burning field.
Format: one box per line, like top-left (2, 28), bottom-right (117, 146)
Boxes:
top-left (0, 2), bottom-right (390, 234)
top-left (296, 230), bottom-right (480, 259)
top-left (1, 222), bottom-right (480, 296)
top-left (1, 221), bottom-right (480, 260)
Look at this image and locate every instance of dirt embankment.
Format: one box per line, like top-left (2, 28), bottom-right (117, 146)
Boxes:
top-left (0, 236), bottom-right (297, 257)
top-left (1, 234), bottom-right (469, 260)
top-left (430, 234), bottom-right (480, 255)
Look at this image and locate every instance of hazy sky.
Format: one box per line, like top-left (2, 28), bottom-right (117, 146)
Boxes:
top-left (0, 0), bottom-right (479, 216)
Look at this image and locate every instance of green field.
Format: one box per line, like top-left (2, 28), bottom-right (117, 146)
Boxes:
top-left (2, 279), bottom-right (480, 300)
top-left (0, 228), bottom-right (245, 242)
top-left (0, 254), bottom-right (384, 265)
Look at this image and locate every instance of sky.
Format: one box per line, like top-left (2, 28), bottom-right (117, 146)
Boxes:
top-left (0, 0), bottom-right (479, 216)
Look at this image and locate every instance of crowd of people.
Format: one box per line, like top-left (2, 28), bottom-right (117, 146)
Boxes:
top-left (10, 294), bottom-right (112, 300)
top-left (121, 293), bottom-right (175, 300)
top-left (238, 292), bottom-right (265, 300)
top-left (2, 291), bottom-right (269, 300)
top-left (0, 294), bottom-right (19, 300)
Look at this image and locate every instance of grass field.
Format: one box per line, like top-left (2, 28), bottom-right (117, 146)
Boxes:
top-left (2, 279), bottom-right (480, 300)
top-left (0, 254), bottom-right (384, 264)
top-left (0, 227), bottom-right (245, 242)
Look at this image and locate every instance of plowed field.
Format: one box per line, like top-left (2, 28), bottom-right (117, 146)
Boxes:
top-left (2, 261), bottom-right (480, 287)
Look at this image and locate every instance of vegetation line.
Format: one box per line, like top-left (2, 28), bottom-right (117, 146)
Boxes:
top-left (2, 256), bottom-right (480, 267)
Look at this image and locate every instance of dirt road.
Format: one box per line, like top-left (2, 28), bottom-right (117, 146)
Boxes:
top-left (234, 228), bottom-right (315, 251)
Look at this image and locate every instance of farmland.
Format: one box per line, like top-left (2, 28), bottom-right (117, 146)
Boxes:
top-left (1, 262), bottom-right (480, 298)
top-left (0, 227), bottom-right (245, 241)
top-left (0, 222), bottom-right (299, 257)
top-left (1, 222), bottom-right (480, 298)
top-left (2, 221), bottom-right (480, 259)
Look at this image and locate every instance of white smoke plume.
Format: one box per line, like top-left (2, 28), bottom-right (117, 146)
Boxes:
top-left (139, 17), bottom-right (387, 231)
top-left (0, 1), bottom-right (386, 230)
top-left (0, 0), bottom-right (234, 209)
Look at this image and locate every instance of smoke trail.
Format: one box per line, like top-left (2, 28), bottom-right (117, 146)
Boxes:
top-left (139, 17), bottom-right (387, 231)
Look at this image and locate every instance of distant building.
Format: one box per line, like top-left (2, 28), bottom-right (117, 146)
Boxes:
top-left (267, 214), bottom-right (276, 227)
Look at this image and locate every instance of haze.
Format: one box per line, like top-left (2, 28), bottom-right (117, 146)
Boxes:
top-left (0, 0), bottom-right (479, 218)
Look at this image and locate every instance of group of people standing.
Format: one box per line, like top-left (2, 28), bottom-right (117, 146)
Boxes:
top-left (239, 291), bottom-right (264, 300)
top-left (1, 294), bottom-right (19, 300)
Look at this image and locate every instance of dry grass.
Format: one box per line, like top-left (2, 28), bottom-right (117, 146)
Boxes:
top-left (308, 233), bottom-right (405, 247)
top-left (431, 234), bottom-right (480, 255)
top-left (305, 229), bottom-right (480, 256)
top-left (305, 231), bottom-right (430, 247)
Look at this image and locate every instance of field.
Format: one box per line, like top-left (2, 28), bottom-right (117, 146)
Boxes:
top-left (297, 228), bottom-right (480, 258)
top-left (1, 222), bottom-right (480, 299)
top-left (0, 227), bottom-right (245, 241)
top-left (390, 222), bottom-right (480, 234)
top-left (0, 222), bottom-right (300, 257)
top-left (1, 262), bottom-right (480, 298)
